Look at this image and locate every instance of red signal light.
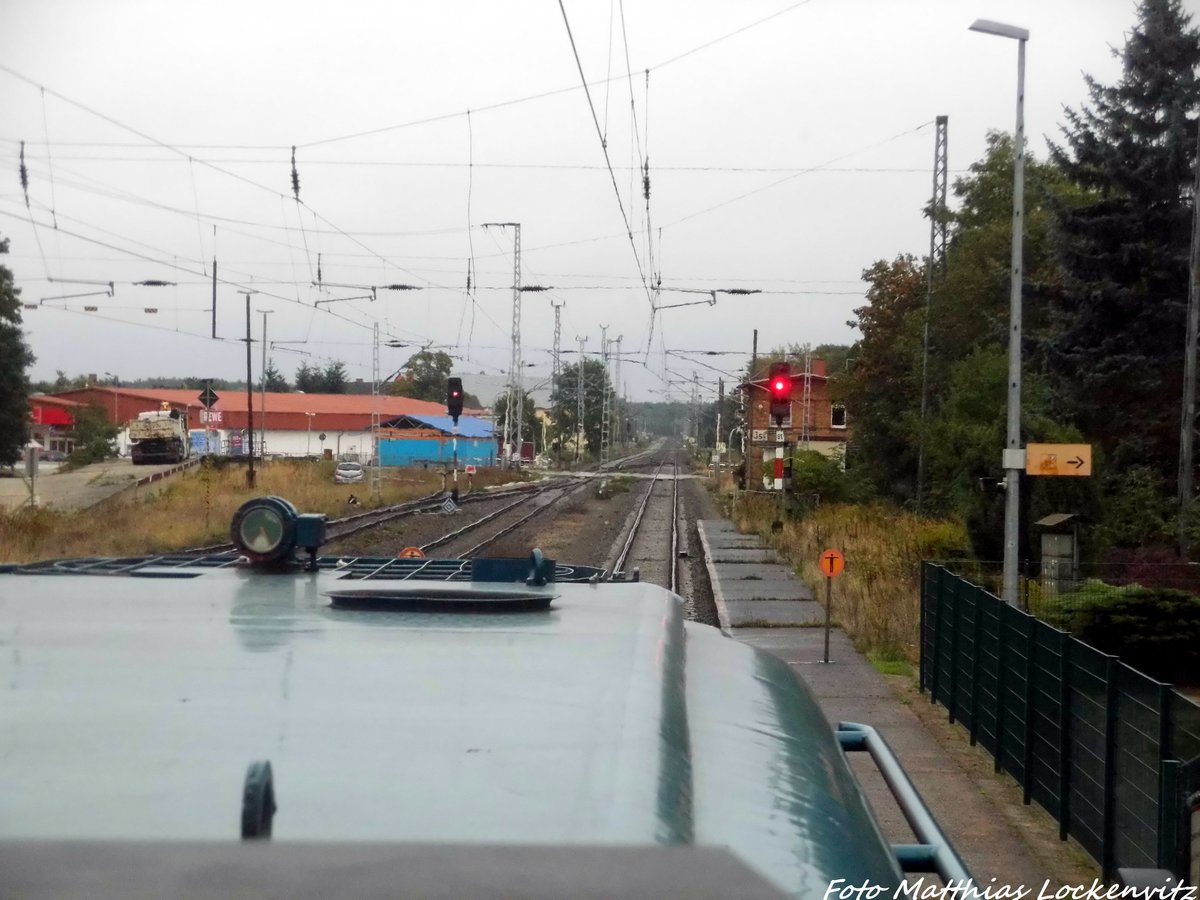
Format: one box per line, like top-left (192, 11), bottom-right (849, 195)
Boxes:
top-left (767, 363), bottom-right (791, 422)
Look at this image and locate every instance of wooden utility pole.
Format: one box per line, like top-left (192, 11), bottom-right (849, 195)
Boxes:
top-left (1177, 120), bottom-right (1200, 557)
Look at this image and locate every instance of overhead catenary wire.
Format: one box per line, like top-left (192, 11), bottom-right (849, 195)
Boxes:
top-left (0, 206), bottom-right (446, 350)
top-left (2, 3), bottom-right (871, 399)
top-left (0, 63), bottom-right (442, 293)
top-left (0, 145), bottom-right (956, 175)
top-left (557, 0), bottom-right (653, 311)
top-left (291, 0), bottom-right (814, 151)
top-left (461, 109), bottom-right (478, 355)
top-left (665, 120), bottom-right (935, 228)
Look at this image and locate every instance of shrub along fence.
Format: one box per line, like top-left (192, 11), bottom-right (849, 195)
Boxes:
top-left (921, 563), bottom-right (1200, 882)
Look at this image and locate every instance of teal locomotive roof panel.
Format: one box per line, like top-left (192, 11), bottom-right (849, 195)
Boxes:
top-left (0, 563), bottom-right (900, 896)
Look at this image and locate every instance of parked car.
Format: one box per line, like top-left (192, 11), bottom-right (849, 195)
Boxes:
top-left (334, 461), bottom-right (364, 484)
top-left (37, 450), bottom-right (67, 462)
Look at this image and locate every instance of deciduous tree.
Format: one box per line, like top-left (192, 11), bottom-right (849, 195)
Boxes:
top-left (386, 350), bottom-right (454, 401)
top-left (0, 236), bottom-right (34, 466)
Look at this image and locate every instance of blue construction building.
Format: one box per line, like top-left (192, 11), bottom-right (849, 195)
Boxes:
top-left (375, 413), bottom-right (497, 468)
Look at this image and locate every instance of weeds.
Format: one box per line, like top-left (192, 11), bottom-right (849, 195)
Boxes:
top-left (733, 496), bottom-right (970, 663)
top-left (0, 459), bottom-right (524, 564)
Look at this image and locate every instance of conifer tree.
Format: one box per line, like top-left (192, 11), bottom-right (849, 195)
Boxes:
top-left (1048, 0), bottom-right (1200, 475)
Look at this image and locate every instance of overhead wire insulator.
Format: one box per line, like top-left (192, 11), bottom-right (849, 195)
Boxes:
top-left (642, 159), bottom-right (650, 201)
top-left (290, 146), bottom-right (300, 201)
top-left (19, 140), bottom-right (29, 205)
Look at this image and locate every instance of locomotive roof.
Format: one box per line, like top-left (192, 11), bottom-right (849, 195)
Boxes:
top-left (0, 553), bottom-right (901, 897)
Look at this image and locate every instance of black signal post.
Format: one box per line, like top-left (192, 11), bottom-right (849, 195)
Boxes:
top-left (447, 378), bottom-right (463, 502)
top-left (766, 362), bottom-right (793, 525)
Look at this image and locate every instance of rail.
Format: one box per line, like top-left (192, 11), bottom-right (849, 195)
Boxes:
top-left (612, 459), bottom-right (667, 576)
top-left (611, 452), bottom-right (680, 592)
top-left (420, 483), bottom-right (568, 555)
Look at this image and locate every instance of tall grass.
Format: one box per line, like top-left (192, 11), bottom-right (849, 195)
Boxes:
top-left (0, 459), bottom-right (523, 564)
top-left (733, 496), bottom-right (970, 662)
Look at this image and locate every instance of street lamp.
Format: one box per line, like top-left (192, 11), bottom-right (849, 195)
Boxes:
top-left (971, 17), bottom-right (1029, 606)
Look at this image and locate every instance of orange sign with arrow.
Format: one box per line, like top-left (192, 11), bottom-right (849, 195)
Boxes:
top-left (1025, 443), bottom-right (1092, 477)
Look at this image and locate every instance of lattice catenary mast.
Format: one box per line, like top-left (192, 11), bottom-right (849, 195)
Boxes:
top-left (599, 325), bottom-right (611, 463)
top-left (551, 300), bottom-right (564, 459)
top-left (917, 115), bottom-right (950, 511)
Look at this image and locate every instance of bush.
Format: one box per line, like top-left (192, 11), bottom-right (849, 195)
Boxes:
top-left (1069, 586), bottom-right (1200, 686)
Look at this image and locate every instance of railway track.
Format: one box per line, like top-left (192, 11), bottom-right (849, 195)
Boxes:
top-left (420, 479), bottom-right (585, 558)
top-left (610, 456), bottom-right (680, 592)
top-left (182, 480), bottom-right (554, 555)
top-left (182, 444), bottom-right (665, 561)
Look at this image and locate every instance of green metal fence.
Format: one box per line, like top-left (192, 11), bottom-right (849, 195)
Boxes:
top-left (921, 563), bottom-right (1200, 880)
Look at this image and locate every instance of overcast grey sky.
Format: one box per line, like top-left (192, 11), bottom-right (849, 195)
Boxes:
top-left (0, 1), bottom-right (1175, 402)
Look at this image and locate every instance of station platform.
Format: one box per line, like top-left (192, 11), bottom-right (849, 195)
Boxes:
top-left (696, 519), bottom-right (1087, 889)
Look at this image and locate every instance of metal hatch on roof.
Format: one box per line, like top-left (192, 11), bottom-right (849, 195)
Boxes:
top-left (326, 582), bottom-right (557, 611)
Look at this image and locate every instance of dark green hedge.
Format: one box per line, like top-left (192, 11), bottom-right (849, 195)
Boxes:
top-left (1068, 586), bottom-right (1200, 686)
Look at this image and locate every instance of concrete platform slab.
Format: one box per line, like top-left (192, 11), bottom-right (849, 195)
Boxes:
top-left (704, 548), bottom-right (780, 563)
top-left (711, 561), bottom-right (801, 581)
top-left (704, 535), bottom-right (764, 548)
top-left (726, 600), bottom-right (824, 626)
top-left (697, 520), bottom-right (737, 534)
top-left (719, 579), bottom-right (813, 601)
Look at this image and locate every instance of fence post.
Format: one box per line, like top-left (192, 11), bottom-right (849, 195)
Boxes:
top-left (1101, 654), bottom-right (1120, 880)
top-left (995, 603), bottom-right (1009, 775)
top-left (1058, 630), bottom-right (1072, 841)
top-left (1156, 685), bottom-right (1177, 872)
top-left (1022, 615), bottom-right (1037, 804)
top-left (969, 584), bottom-right (984, 746)
top-left (948, 575), bottom-right (961, 725)
top-left (931, 568), bottom-right (945, 706)
top-left (920, 564), bottom-right (932, 693)
top-left (1159, 759), bottom-right (1181, 873)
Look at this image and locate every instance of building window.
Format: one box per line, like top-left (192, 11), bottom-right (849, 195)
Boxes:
top-left (831, 404), bottom-right (847, 430)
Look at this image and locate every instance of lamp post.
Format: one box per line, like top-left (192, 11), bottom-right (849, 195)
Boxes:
top-left (970, 18), bottom-right (1029, 606)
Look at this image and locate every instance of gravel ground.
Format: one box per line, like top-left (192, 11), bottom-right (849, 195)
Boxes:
top-left (676, 474), bottom-right (722, 627)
